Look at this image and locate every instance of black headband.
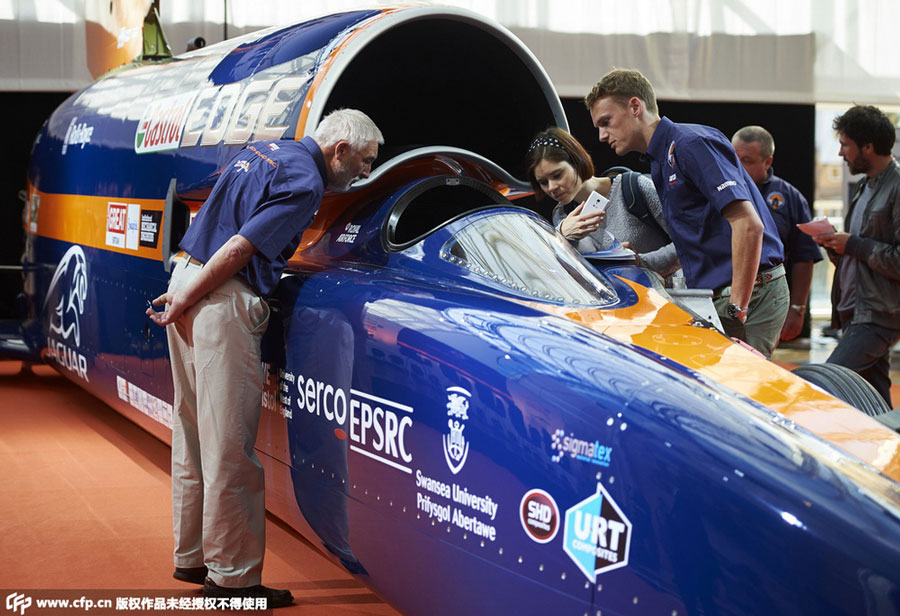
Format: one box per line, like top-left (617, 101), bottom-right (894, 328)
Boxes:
top-left (528, 136), bottom-right (563, 152)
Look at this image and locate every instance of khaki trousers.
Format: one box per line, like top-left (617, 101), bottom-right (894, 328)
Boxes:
top-left (166, 258), bottom-right (270, 587)
top-left (714, 266), bottom-right (790, 359)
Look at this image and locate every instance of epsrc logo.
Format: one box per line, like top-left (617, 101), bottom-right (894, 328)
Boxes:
top-left (519, 489), bottom-right (560, 544)
top-left (282, 370), bottom-right (414, 473)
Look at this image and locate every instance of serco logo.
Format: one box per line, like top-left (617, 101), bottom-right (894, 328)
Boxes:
top-left (520, 489), bottom-right (560, 544)
top-left (443, 386), bottom-right (471, 475)
top-left (266, 368), bottom-right (414, 473)
top-left (6, 592), bottom-right (32, 615)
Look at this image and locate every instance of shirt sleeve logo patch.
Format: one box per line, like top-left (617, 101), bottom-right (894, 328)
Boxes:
top-left (233, 160), bottom-right (250, 173)
top-left (667, 141), bottom-right (676, 167)
top-left (716, 180), bottom-right (737, 192)
top-left (767, 192), bottom-right (785, 210)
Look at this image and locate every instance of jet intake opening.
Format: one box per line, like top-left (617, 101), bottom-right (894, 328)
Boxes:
top-left (321, 17), bottom-right (562, 182)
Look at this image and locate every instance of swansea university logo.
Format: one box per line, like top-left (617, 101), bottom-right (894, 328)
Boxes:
top-left (443, 386), bottom-right (471, 474)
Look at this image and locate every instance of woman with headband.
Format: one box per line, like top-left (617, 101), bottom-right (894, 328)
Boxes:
top-left (526, 126), bottom-right (681, 282)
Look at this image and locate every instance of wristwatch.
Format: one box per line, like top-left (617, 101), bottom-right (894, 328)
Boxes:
top-left (726, 303), bottom-right (748, 322)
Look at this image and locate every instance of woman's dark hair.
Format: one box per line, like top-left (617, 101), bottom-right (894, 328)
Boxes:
top-left (525, 127), bottom-right (594, 200)
top-left (833, 105), bottom-right (896, 156)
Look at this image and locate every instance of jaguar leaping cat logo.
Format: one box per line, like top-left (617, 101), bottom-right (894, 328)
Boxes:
top-left (45, 245), bottom-right (88, 346)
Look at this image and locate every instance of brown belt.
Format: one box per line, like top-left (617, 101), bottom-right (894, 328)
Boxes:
top-left (185, 255), bottom-right (204, 267)
top-left (713, 264), bottom-right (785, 299)
top-left (753, 263), bottom-right (786, 286)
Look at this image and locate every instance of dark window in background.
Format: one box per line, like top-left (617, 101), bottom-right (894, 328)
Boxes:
top-left (561, 97), bottom-right (815, 209)
top-left (2, 91), bottom-right (72, 318)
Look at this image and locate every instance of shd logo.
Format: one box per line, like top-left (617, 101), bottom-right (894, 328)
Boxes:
top-left (519, 489), bottom-right (559, 544)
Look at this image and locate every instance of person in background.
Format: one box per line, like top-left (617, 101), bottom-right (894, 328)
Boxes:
top-left (816, 105), bottom-right (900, 407)
top-left (526, 126), bottom-right (680, 282)
top-left (147, 109), bottom-right (383, 607)
top-left (732, 125), bottom-right (823, 342)
top-left (584, 69), bottom-right (788, 358)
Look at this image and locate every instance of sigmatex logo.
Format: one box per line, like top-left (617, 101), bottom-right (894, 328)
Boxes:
top-left (106, 202), bottom-right (140, 251)
top-left (550, 429), bottom-right (612, 467)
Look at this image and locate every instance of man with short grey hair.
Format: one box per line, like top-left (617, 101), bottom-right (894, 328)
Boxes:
top-left (732, 125), bottom-right (823, 342)
top-left (147, 108), bottom-right (383, 607)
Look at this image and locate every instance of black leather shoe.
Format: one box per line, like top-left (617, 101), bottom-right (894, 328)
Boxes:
top-left (173, 566), bottom-right (208, 585)
top-left (203, 578), bottom-right (293, 609)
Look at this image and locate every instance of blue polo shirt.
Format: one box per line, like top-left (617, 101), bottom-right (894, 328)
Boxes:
top-left (180, 137), bottom-right (327, 297)
top-left (645, 117), bottom-right (784, 290)
top-left (757, 168), bottom-right (823, 266)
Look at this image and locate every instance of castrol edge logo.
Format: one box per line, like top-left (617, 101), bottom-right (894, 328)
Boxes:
top-left (133, 76), bottom-right (305, 153)
top-left (135, 91), bottom-right (197, 153)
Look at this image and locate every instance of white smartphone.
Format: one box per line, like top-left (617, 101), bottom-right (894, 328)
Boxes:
top-left (581, 191), bottom-right (609, 215)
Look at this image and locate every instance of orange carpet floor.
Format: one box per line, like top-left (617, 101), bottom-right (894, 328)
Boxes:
top-left (0, 361), bottom-right (399, 615)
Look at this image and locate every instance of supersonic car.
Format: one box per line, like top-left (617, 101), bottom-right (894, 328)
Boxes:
top-left (7, 4), bottom-right (900, 615)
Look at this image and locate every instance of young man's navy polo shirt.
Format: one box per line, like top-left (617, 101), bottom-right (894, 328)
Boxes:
top-left (758, 168), bottom-right (823, 267)
top-left (180, 136), bottom-right (328, 297)
top-left (645, 117), bottom-right (784, 291)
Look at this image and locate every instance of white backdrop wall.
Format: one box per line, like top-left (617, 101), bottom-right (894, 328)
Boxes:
top-left (1, 0), bottom-right (897, 104)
